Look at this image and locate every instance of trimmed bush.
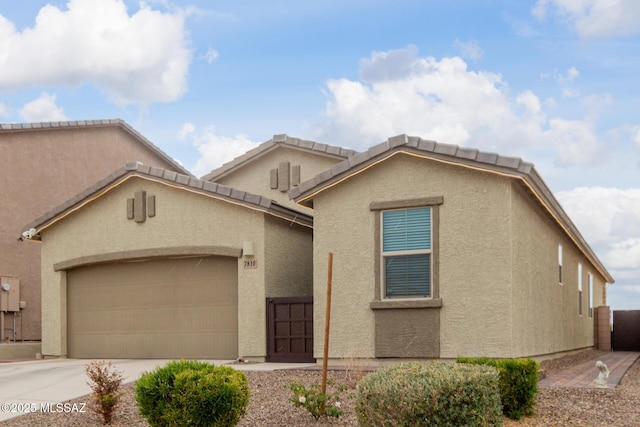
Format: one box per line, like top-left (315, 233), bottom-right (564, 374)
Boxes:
top-left (457, 357), bottom-right (538, 420)
top-left (356, 362), bottom-right (503, 426)
top-left (135, 360), bottom-right (250, 427)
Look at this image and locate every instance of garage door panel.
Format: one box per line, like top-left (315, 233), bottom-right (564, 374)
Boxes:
top-left (68, 256), bottom-right (238, 359)
top-left (71, 332), bottom-right (238, 359)
top-left (70, 306), bottom-right (238, 333)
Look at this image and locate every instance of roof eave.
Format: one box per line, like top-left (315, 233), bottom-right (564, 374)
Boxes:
top-left (201, 134), bottom-right (357, 182)
top-left (291, 135), bottom-right (614, 284)
top-left (22, 163), bottom-right (312, 241)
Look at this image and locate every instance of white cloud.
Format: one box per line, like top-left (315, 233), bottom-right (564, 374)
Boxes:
top-left (556, 187), bottom-right (640, 304)
top-left (0, 0), bottom-right (191, 105)
top-left (185, 125), bottom-right (259, 177)
top-left (607, 238), bottom-right (640, 270)
top-left (517, 90), bottom-right (542, 114)
top-left (19, 93), bottom-right (67, 122)
top-left (557, 186), bottom-right (640, 262)
top-left (318, 46), bottom-right (605, 166)
top-left (543, 119), bottom-right (602, 166)
top-left (532, 0), bottom-right (640, 38)
top-left (0, 103), bottom-right (7, 117)
top-left (359, 45), bottom-right (419, 83)
top-left (454, 39), bottom-right (484, 62)
top-left (178, 122), bottom-right (195, 140)
top-left (202, 48), bottom-right (219, 64)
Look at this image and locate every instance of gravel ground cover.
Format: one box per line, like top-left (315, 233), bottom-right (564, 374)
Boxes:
top-left (1, 350), bottom-right (639, 426)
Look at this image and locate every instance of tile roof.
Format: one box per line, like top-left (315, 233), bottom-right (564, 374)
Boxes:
top-left (0, 118), bottom-right (192, 176)
top-left (289, 134), bottom-right (613, 284)
top-left (201, 134), bottom-right (357, 181)
top-left (289, 134), bottom-right (534, 202)
top-left (23, 161), bottom-right (312, 238)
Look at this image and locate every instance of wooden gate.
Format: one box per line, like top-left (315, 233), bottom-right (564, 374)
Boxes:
top-left (266, 297), bottom-right (314, 363)
top-left (612, 310), bottom-right (640, 351)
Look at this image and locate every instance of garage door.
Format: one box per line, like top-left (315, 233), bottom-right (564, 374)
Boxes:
top-left (67, 256), bottom-right (237, 359)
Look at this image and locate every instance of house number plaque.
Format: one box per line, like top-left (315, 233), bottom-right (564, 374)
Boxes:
top-left (243, 260), bottom-right (257, 269)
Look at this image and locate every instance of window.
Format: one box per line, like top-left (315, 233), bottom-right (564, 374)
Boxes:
top-left (588, 273), bottom-right (594, 318)
top-left (558, 244), bottom-right (563, 284)
top-left (382, 207), bottom-right (432, 299)
top-left (578, 263), bottom-right (583, 316)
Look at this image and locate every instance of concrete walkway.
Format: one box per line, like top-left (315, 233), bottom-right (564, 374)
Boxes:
top-left (539, 351), bottom-right (640, 389)
top-left (0, 358), bottom-right (315, 422)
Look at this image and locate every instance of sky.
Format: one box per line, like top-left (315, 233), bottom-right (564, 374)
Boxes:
top-left (0, 0), bottom-right (639, 311)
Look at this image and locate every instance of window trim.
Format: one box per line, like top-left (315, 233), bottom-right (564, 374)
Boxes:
top-left (578, 263), bottom-right (583, 316)
top-left (558, 244), bottom-right (563, 285)
top-left (370, 197), bottom-right (442, 304)
top-left (588, 272), bottom-right (594, 318)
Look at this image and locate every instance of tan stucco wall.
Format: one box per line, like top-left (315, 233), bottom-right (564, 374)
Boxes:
top-left (213, 147), bottom-right (343, 212)
top-left (311, 153), bottom-right (515, 360)
top-left (510, 182), bottom-right (607, 356)
top-left (39, 177), bottom-right (272, 358)
top-left (264, 215), bottom-right (313, 298)
top-left (1, 125), bottom-right (183, 341)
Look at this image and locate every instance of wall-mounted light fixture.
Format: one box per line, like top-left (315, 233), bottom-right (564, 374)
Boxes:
top-left (242, 241), bottom-right (255, 257)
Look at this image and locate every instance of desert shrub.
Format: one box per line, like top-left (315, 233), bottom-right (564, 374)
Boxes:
top-left (356, 362), bottom-right (503, 426)
top-left (135, 360), bottom-right (250, 427)
top-left (457, 357), bottom-right (539, 419)
top-left (289, 380), bottom-right (344, 420)
top-left (85, 360), bottom-right (124, 425)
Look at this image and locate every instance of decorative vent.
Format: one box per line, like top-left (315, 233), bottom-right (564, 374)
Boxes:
top-left (127, 191), bottom-right (155, 223)
top-left (278, 162), bottom-right (290, 192)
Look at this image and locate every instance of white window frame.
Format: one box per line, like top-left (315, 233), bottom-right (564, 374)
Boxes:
top-left (558, 244), bottom-right (563, 285)
top-left (588, 272), bottom-right (594, 318)
top-left (381, 207), bottom-right (432, 300)
top-left (578, 263), bottom-right (583, 316)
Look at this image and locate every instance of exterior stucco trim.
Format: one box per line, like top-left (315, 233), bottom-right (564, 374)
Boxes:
top-left (53, 246), bottom-right (242, 271)
top-left (370, 298), bottom-right (443, 309)
top-left (370, 196), bottom-right (444, 211)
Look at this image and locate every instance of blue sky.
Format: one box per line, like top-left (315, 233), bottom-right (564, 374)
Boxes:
top-left (1, 0), bottom-right (639, 311)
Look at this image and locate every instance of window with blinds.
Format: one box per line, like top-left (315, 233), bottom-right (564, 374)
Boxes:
top-left (382, 207), bottom-right (432, 298)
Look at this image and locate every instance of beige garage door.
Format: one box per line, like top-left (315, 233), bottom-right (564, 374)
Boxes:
top-left (67, 256), bottom-right (237, 359)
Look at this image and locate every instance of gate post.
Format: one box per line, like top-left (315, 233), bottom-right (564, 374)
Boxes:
top-left (595, 306), bottom-right (611, 352)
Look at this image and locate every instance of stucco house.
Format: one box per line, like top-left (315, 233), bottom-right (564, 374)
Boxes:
top-left (23, 131), bottom-right (613, 362)
top-left (290, 134), bottom-right (614, 360)
top-left (24, 134), bottom-right (352, 360)
top-left (0, 120), bottom-right (188, 354)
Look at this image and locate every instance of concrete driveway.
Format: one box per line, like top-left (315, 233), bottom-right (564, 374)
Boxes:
top-left (0, 358), bottom-right (315, 422)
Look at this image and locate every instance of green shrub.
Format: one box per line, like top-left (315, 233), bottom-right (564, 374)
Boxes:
top-left (135, 360), bottom-right (250, 427)
top-left (289, 380), bottom-right (344, 420)
top-left (457, 357), bottom-right (538, 420)
top-left (356, 362), bottom-right (503, 427)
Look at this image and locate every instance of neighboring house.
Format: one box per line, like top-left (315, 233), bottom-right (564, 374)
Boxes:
top-left (0, 120), bottom-right (189, 345)
top-left (25, 135), bottom-right (352, 360)
top-left (23, 131), bottom-right (613, 362)
top-left (289, 134), bottom-right (614, 360)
